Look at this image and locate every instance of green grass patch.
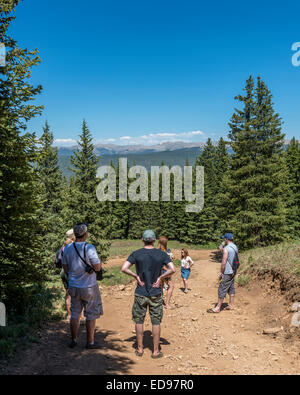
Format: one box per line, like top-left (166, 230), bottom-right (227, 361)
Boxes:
top-left (236, 274), bottom-right (251, 287)
top-left (101, 265), bottom-right (136, 287)
top-left (174, 259), bottom-right (182, 267)
top-left (108, 239), bottom-right (216, 258)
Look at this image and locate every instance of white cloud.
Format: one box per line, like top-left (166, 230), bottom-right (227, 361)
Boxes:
top-left (116, 130), bottom-right (206, 145)
top-left (149, 133), bottom-right (177, 138)
top-left (120, 136), bottom-right (132, 141)
top-left (54, 130), bottom-right (207, 147)
top-left (183, 131), bottom-right (204, 136)
top-left (53, 138), bottom-right (77, 146)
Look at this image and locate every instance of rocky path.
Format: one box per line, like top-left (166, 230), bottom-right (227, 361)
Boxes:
top-left (4, 250), bottom-right (300, 375)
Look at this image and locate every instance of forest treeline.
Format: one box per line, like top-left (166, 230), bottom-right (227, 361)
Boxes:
top-left (0, 2), bottom-right (299, 313)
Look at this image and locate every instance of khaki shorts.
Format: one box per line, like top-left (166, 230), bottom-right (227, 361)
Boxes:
top-left (69, 285), bottom-right (103, 321)
top-left (132, 293), bottom-right (163, 325)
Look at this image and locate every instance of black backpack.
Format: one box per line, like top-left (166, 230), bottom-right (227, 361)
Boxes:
top-left (54, 247), bottom-right (63, 269)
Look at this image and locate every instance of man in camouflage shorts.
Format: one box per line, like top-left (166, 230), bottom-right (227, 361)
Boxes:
top-left (122, 230), bottom-right (175, 358)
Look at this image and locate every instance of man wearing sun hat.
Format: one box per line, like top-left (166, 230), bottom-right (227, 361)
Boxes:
top-left (207, 233), bottom-right (239, 314)
top-left (122, 230), bottom-right (176, 359)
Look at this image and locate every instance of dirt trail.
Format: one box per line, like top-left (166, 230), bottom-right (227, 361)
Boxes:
top-left (4, 250), bottom-right (300, 375)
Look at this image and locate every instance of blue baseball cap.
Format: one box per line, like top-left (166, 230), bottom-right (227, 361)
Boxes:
top-left (221, 233), bottom-right (234, 240)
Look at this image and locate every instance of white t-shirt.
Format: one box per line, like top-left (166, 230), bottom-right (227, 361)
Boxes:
top-left (181, 256), bottom-right (193, 269)
top-left (63, 242), bottom-right (101, 288)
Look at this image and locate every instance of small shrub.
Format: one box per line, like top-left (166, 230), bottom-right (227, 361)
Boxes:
top-left (236, 274), bottom-right (251, 287)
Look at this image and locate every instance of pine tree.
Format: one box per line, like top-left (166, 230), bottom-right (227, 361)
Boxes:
top-left (127, 160), bottom-right (151, 239)
top-left (36, 121), bottom-right (65, 270)
top-left (183, 139), bottom-right (218, 244)
top-left (215, 137), bottom-right (230, 234)
top-left (110, 159), bottom-right (131, 239)
top-left (0, 0), bottom-right (46, 308)
top-left (215, 137), bottom-right (230, 185)
top-left (68, 120), bottom-right (110, 260)
top-left (284, 137), bottom-right (300, 238)
top-left (219, 76), bottom-right (288, 249)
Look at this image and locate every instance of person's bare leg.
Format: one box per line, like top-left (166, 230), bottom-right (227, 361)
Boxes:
top-left (183, 279), bottom-right (188, 292)
top-left (70, 317), bottom-right (80, 341)
top-left (212, 298), bottom-right (224, 312)
top-left (66, 292), bottom-right (71, 319)
top-left (136, 324), bottom-right (144, 354)
top-left (86, 319), bottom-right (96, 344)
top-left (228, 294), bottom-right (235, 309)
top-left (152, 324), bottom-right (161, 356)
top-left (165, 280), bottom-right (174, 308)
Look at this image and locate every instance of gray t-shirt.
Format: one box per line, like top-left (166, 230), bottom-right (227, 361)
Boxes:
top-left (63, 242), bottom-right (100, 288)
top-left (224, 243), bottom-right (238, 275)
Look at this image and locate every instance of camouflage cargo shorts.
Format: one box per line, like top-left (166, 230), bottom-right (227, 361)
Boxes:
top-left (132, 293), bottom-right (163, 325)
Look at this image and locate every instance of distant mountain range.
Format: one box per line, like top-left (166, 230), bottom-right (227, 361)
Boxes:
top-left (57, 141), bottom-right (209, 156)
top-left (57, 140), bottom-right (297, 178)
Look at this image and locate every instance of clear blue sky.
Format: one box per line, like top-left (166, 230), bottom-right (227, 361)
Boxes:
top-left (10, 0), bottom-right (300, 145)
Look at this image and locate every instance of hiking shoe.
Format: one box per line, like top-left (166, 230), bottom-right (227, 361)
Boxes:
top-left (68, 340), bottom-right (78, 349)
top-left (86, 342), bottom-right (101, 350)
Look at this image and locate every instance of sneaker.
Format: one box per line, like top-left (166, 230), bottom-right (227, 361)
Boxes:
top-left (184, 289), bottom-right (188, 294)
top-left (86, 342), bottom-right (101, 350)
top-left (68, 339), bottom-right (78, 349)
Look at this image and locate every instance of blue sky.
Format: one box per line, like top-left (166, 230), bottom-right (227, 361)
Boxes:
top-left (10, 0), bottom-right (300, 145)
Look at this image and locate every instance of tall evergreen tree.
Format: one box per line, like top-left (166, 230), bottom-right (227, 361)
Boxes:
top-left (215, 137), bottom-right (230, 234)
top-left (110, 160), bottom-right (131, 239)
top-left (36, 121), bottom-right (65, 270)
top-left (284, 137), bottom-right (300, 238)
top-left (68, 120), bottom-right (110, 260)
top-left (0, 0), bottom-right (46, 308)
top-left (219, 76), bottom-right (288, 249)
top-left (183, 139), bottom-right (218, 244)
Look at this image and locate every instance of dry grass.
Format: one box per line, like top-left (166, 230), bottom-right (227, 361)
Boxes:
top-left (237, 240), bottom-right (300, 301)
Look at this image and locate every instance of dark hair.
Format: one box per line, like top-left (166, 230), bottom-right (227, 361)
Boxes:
top-left (144, 240), bottom-right (155, 246)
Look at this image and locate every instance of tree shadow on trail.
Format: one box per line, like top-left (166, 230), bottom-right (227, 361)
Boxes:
top-left (124, 330), bottom-right (170, 353)
top-left (5, 321), bottom-right (135, 376)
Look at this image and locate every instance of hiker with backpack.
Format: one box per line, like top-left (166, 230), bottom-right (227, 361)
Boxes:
top-left (62, 223), bottom-right (103, 349)
top-left (207, 233), bottom-right (239, 313)
top-left (54, 229), bottom-right (77, 320)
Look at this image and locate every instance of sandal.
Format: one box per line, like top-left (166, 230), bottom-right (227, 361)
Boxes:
top-left (86, 342), bottom-right (101, 350)
top-left (207, 308), bottom-right (220, 314)
top-left (151, 351), bottom-right (163, 359)
top-left (135, 349), bottom-right (144, 357)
